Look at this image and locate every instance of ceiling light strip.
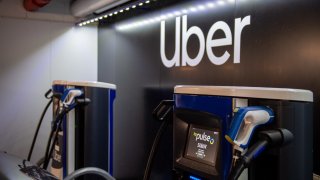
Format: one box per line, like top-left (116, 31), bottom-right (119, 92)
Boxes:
top-left (116, 0), bottom-right (235, 30)
top-left (78, 0), bottom-right (157, 26)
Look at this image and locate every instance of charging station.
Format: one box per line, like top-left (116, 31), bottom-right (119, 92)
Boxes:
top-left (173, 86), bottom-right (313, 180)
top-left (52, 80), bottom-right (116, 179)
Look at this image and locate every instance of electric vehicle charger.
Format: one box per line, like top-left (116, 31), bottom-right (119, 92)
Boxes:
top-left (0, 85), bottom-right (117, 180)
top-left (148, 86), bottom-right (313, 180)
top-left (51, 81), bottom-right (116, 179)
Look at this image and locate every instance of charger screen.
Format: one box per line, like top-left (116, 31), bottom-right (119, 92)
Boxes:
top-left (185, 126), bottom-right (219, 166)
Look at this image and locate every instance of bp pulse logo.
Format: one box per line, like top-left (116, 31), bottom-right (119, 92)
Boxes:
top-left (193, 132), bottom-right (214, 145)
top-left (160, 15), bottom-right (251, 68)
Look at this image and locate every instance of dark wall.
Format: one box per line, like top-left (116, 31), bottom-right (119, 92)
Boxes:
top-left (98, 0), bottom-right (320, 178)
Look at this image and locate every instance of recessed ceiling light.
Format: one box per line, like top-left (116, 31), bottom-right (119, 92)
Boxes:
top-left (207, 2), bottom-right (215, 8)
top-left (182, 9), bottom-right (188, 14)
top-left (189, 7), bottom-right (197, 12)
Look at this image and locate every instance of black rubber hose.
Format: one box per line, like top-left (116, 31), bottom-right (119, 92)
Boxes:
top-left (43, 117), bottom-right (64, 169)
top-left (143, 107), bottom-right (172, 180)
top-left (229, 162), bottom-right (246, 180)
top-left (42, 128), bottom-right (55, 169)
top-left (27, 98), bottom-right (53, 161)
top-left (42, 106), bottom-right (67, 169)
top-left (229, 140), bottom-right (268, 180)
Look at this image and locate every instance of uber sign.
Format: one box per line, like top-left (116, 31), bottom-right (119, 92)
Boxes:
top-left (160, 15), bottom-right (251, 68)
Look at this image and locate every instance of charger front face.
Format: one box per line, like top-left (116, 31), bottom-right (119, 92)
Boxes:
top-left (173, 94), bottom-right (233, 180)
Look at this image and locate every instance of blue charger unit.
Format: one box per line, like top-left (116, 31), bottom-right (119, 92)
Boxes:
top-left (52, 80), bottom-right (116, 179)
